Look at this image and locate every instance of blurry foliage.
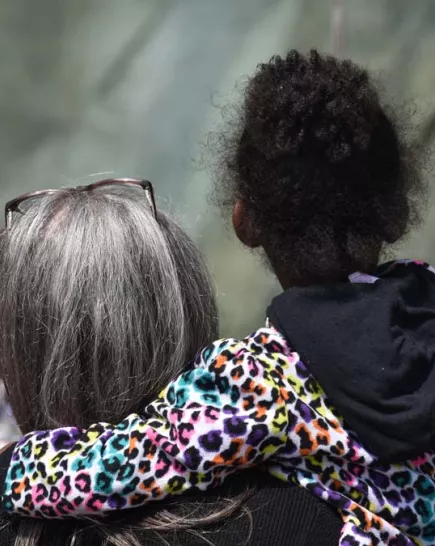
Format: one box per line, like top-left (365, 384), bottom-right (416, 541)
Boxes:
top-left (0, 0), bottom-right (434, 339)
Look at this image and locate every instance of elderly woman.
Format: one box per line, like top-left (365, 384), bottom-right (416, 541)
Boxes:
top-left (0, 179), bottom-right (341, 545)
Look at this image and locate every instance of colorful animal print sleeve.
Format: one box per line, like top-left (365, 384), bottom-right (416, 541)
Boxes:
top-left (2, 325), bottom-right (432, 545)
top-left (3, 328), bottom-right (295, 517)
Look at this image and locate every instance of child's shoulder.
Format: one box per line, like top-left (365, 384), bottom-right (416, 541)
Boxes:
top-left (194, 326), bottom-right (298, 372)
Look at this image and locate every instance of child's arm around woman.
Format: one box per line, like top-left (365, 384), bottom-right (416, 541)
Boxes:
top-left (3, 327), bottom-right (340, 518)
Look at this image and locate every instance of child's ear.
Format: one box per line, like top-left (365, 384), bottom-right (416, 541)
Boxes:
top-left (232, 200), bottom-right (261, 248)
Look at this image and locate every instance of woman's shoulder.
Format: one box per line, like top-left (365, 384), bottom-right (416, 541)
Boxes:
top-left (243, 475), bottom-right (341, 546)
top-left (194, 325), bottom-right (299, 372)
top-left (174, 470), bottom-right (342, 546)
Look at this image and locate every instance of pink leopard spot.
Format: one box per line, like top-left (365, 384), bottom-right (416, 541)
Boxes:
top-left (146, 428), bottom-right (158, 441)
top-left (411, 455), bottom-right (427, 467)
top-left (87, 496), bottom-right (103, 511)
top-left (155, 459), bottom-right (168, 472)
top-left (169, 410), bottom-right (183, 424)
top-left (179, 427), bottom-right (194, 442)
top-left (75, 478), bottom-right (88, 491)
top-left (204, 408), bottom-right (219, 423)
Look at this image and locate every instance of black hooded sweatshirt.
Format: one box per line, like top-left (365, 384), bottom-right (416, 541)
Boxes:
top-left (268, 260), bottom-right (435, 462)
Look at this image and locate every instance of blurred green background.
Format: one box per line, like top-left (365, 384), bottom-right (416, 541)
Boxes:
top-left (0, 0), bottom-right (434, 340)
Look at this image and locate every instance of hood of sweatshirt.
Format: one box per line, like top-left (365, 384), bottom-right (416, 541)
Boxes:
top-left (268, 260), bottom-right (435, 463)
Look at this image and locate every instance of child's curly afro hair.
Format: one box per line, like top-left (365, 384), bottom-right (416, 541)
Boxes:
top-left (215, 50), bottom-right (424, 282)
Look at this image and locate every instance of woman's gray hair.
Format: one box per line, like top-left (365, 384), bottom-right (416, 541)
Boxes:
top-left (0, 185), bottom-right (218, 431)
top-left (0, 185), bottom-right (255, 546)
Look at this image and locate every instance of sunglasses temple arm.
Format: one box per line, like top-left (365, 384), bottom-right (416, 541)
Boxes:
top-left (5, 210), bottom-right (12, 230)
top-left (145, 189), bottom-right (157, 219)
